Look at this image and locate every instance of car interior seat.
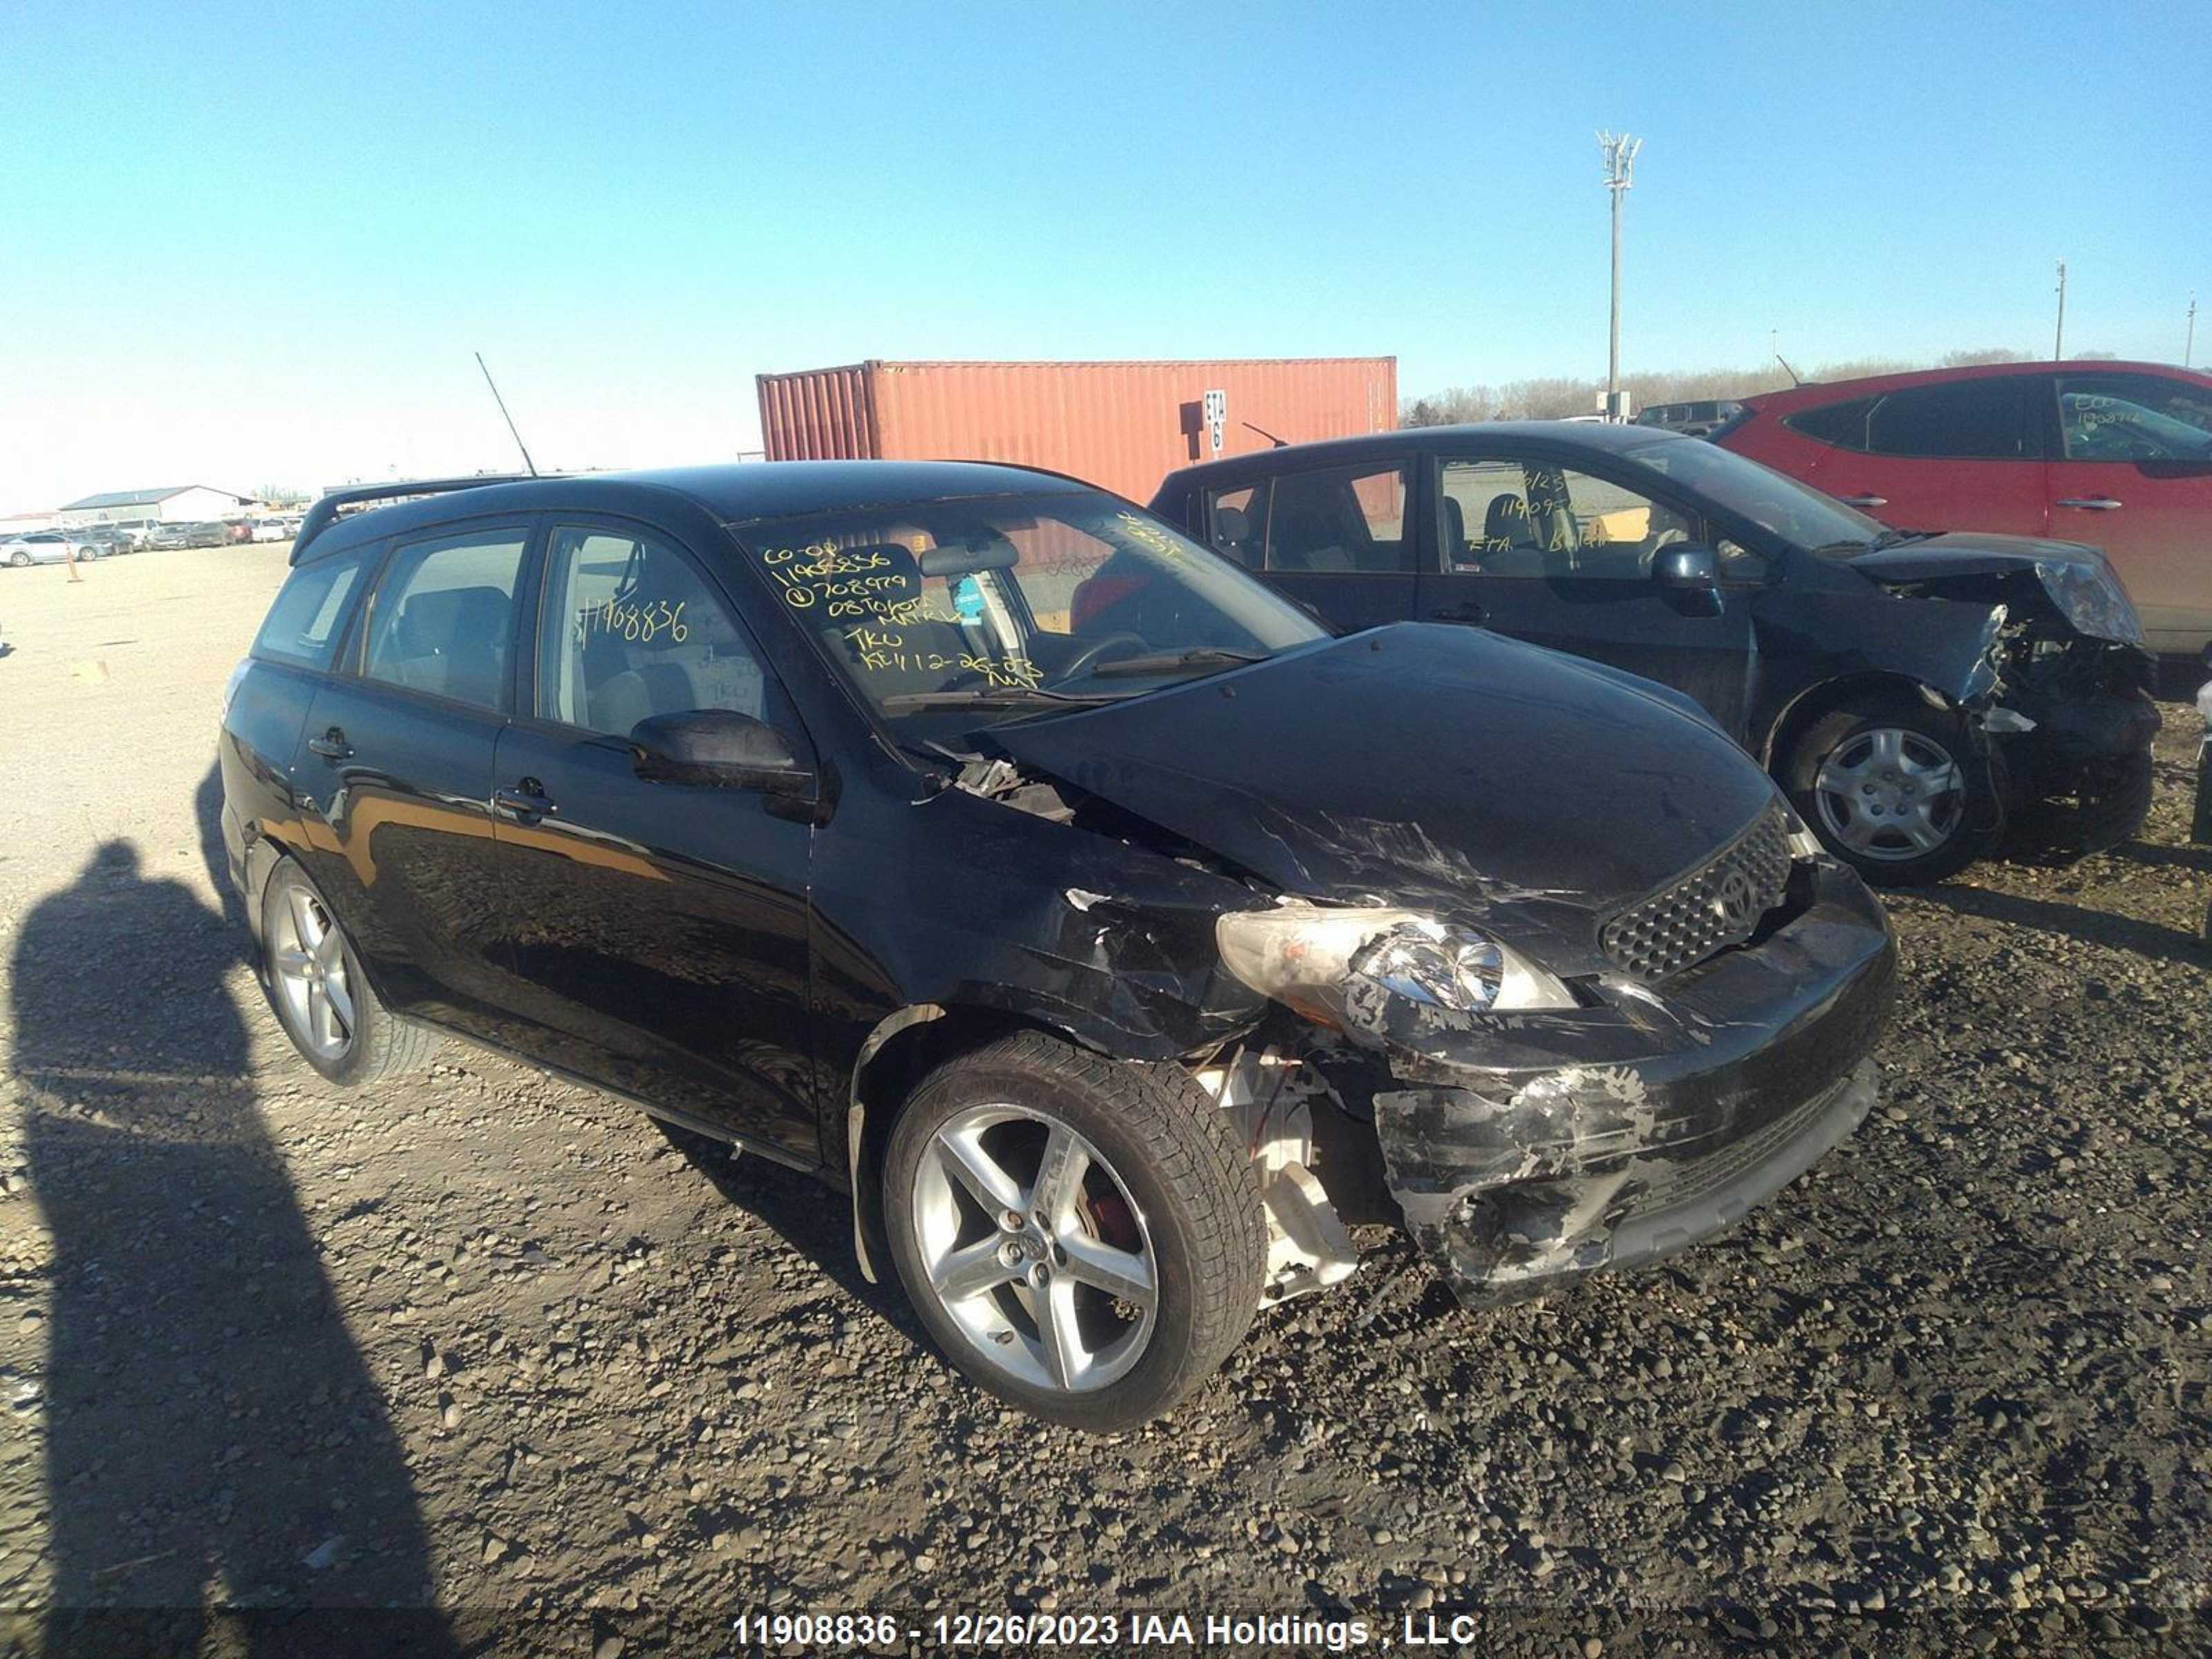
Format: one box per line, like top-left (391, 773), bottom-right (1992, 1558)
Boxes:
top-left (1441, 496), bottom-right (1469, 565)
top-left (1271, 503), bottom-right (1354, 571)
top-left (1212, 504), bottom-right (1262, 566)
top-left (388, 585), bottom-right (509, 704)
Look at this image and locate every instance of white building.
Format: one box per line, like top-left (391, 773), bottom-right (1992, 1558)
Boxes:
top-left (58, 485), bottom-right (254, 527)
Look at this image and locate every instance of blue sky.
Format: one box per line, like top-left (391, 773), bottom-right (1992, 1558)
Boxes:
top-left (2, 1), bottom-right (2203, 504)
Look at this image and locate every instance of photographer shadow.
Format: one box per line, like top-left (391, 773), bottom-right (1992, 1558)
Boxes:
top-left (13, 834), bottom-right (453, 1656)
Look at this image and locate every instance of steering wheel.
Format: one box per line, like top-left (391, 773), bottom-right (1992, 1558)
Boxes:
top-left (1053, 632), bottom-right (1148, 683)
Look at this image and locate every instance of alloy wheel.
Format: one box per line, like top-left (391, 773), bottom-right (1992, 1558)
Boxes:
top-left (268, 881), bottom-right (356, 1060)
top-left (908, 1104), bottom-right (1159, 1394)
top-left (1812, 725), bottom-right (1964, 861)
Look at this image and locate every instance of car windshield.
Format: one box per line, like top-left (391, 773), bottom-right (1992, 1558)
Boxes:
top-left (1622, 435), bottom-right (1886, 552)
top-left (727, 489), bottom-right (1327, 737)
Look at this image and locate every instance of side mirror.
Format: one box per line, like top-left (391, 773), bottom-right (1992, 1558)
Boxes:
top-left (629, 709), bottom-right (813, 796)
top-left (1656, 545), bottom-right (1721, 590)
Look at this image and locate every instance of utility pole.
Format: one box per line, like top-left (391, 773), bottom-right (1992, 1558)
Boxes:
top-left (1599, 131), bottom-right (1642, 422)
top-left (2053, 261), bottom-right (2067, 360)
top-left (2188, 294), bottom-right (2197, 368)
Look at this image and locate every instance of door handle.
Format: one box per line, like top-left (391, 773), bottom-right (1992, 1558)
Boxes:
top-left (306, 728), bottom-right (352, 760)
top-left (1837, 494), bottom-right (1888, 508)
top-left (2056, 496), bottom-right (2124, 511)
top-left (492, 782), bottom-right (556, 822)
top-left (1427, 602), bottom-right (1489, 626)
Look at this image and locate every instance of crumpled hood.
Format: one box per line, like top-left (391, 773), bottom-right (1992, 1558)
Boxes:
top-left (988, 624), bottom-right (1778, 968)
top-left (1845, 531), bottom-right (2109, 585)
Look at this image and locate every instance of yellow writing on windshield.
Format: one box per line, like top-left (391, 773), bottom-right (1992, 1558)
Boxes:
top-left (1114, 512), bottom-right (1187, 563)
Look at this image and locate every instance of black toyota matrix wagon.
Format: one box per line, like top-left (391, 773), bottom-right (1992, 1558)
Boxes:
top-left (220, 463), bottom-right (1895, 1429)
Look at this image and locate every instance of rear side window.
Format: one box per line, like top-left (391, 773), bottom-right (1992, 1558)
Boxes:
top-left (251, 547), bottom-right (371, 669)
top-left (1263, 462), bottom-right (1414, 573)
top-left (1865, 377), bottom-right (2036, 459)
top-left (360, 527), bottom-right (529, 711)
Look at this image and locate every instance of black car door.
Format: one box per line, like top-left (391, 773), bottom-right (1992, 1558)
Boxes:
top-left (485, 516), bottom-right (820, 1163)
top-left (1418, 449), bottom-right (1764, 739)
top-left (1190, 456), bottom-right (1423, 632)
top-left (289, 521), bottom-right (534, 1044)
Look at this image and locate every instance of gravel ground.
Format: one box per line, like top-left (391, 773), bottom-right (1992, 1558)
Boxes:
top-left (0, 548), bottom-right (2206, 1657)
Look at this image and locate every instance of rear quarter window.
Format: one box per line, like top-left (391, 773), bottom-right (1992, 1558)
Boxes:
top-left (1781, 397), bottom-right (1876, 449)
top-left (251, 546), bottom-right (373, 669)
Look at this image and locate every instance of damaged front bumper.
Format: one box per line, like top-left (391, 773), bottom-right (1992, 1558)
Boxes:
top-left (1366, 861), bottom-right (1895, 1308)
top-left (1985, 647), bottom-right (2162, 851)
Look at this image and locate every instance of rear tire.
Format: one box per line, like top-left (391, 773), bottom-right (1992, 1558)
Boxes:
top-left (882, 1030), bottom-right (1265, 1432)
top-left (1781, 695), bottom-right (1986, 885)
top-left (259, 857), bottom-right (435, 1086)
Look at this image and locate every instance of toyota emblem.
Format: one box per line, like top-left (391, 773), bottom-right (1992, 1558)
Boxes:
top-left (1709, 869), bottom-right (1761, 932)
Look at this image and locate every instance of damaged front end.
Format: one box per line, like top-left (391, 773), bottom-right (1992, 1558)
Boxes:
top-left (1209, 816), bottom-right (1897, 1309)
top-left (1855, 543), bottom-right (2162, 852)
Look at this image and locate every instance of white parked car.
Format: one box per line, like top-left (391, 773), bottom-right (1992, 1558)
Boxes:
top-left (250, 518), bottom-right (301, 543)
top-left (2, 530), bottom-right (98, 567)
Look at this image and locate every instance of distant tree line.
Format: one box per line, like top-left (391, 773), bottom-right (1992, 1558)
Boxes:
top-left (1401, 346), bottom-right (2119, 426)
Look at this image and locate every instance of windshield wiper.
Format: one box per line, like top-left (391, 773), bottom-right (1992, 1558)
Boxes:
top-left (878, 686), bottom-right (1125, 713)
top-left (1871, 527), bottom-right (1935, 549)
top-left (1087, 647), bottom-right (1268, 679)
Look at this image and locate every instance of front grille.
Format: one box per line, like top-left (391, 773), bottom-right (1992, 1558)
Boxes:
top-left (1601, 802), bottom-right (1794, 982)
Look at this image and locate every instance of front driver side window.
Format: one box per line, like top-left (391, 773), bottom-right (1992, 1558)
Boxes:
top-left (2057, 373), bottom-right (2212, 461)
top-left (537, 526), bottom-right (772, 738)
top-left (1439, 460), bottom-right (1700, 580)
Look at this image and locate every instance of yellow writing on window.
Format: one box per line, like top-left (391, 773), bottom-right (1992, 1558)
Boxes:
top-left (1114, 512), bottom-right (1186, 562)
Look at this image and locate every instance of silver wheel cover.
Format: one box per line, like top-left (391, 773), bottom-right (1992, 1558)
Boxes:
top-left (910, 1104), bottom-right (1158, 1394)
top-left (1812, 724), bottom-right (1965, 862)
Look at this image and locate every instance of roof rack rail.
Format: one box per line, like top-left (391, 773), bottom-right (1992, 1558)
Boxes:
top-left (291, 474), bottom-right (541, 563)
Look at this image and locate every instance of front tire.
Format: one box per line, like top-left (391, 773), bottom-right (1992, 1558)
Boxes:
top-left (1782, 695), bottom-right (1985, 885)
top-left (8, 552), bottom-right (28, 568)
top-left (259, 857), bottom-right (434, 1085)
top-left (882, 1031), bottom-right (1266, 1432)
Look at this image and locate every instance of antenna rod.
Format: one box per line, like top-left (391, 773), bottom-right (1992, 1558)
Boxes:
top-left (476, 352), bottom-right (539, 477)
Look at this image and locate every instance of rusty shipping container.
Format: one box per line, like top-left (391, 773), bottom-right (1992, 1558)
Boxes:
top-left (756, 357), bottom-right (1396, 501)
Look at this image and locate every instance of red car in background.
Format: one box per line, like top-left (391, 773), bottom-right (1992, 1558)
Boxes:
top-left (1716, 361), bottom-right (2212, 661)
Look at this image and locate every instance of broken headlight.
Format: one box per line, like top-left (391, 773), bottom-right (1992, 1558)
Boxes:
top-left (2036, 558), bottom-right (2144, 646)
top-left (1216, 903), bottom-right (1576, 1031)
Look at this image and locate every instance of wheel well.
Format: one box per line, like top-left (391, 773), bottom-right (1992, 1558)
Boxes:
top-left (843, 1004), bottom-right (1048, 1282)
top-left (1761, 672), bottom-right (1952, 771)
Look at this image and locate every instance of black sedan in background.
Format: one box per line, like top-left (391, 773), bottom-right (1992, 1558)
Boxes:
top-left (1149, 424), bottom-right (2159, 884)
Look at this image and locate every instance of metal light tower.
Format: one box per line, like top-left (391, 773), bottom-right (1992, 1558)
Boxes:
top-left (2053, 261), bottom-right (2067, 360)
top-left (1599, 132), bottom-right (1642, 422)
top-left (2188, 294), bottom-right (2197, 368)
